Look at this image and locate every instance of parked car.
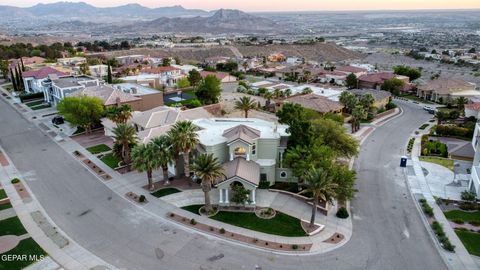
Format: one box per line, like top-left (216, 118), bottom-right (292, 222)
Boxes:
top-left (52, 116), bottom-right (64, 125)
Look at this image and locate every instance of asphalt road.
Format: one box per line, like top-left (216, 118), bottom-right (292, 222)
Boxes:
top-left (0, 97), bottom-right (447, 270)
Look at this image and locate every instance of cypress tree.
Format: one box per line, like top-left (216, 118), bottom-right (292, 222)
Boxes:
top-left (15, 66), bottom-right (23, 92)
top-left (20, 58), bottom-right (25, 72)
top-left (17, 64), bottom-right (24, 90)
top-left (107, 64), bottom-right (112, 84)
top-left (10, 68), bottom-right (18, 92)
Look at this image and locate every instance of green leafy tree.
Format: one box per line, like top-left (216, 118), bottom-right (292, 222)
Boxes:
top-left (435, 110), bottom-right (448, 125)
top-left (284, 144), bottom-right (335, 184)
top-left (176, 77), bottom-right (191, 89)
top-left (455, 97), bottom-right (468, 113)
top-left (151, 135), bottom-right (174, 185)
top-left (174, 56), bottom-right (181, 65)
top-left (234, 96), bottom-right (257, 118)
top-left (188, 69), bottom-right (202, 86)
top-left (230, 184), bottom-right (251, 205)
top-left (105, 104), bottom-right (132, 124)
top-left (381, 78), bottom-right (405, 96)
top-left (330, 164), bottom-right (356, 203)
top-left (162, 58), bottom-right (171, 67)
top-left (190, 153), bottom-right (225, 212)
top-left (301, 87), bottom-right (313, 95)
top-left (300, 168), bottom-right (338, 227)
top-left (393, 65), bottom-right (421, 81)
top-left (311, 118), bottom-right (359, 159)
top-left (168, 120), bottom-right (199, 177)
top-left (345, 73), bottom-right (358, 89)
top-left (131, 143), bottom-right (161, 190)
top-left (276, 103), bottom-right (316, 147)
top-left (359, 93), bottom-right (375, 112)
top-left (112, 124), bottom-right (137, 167)
top-left (57, 96), bottom-right (104, 134)
top-left (196, 74), bottom-right (221, 104)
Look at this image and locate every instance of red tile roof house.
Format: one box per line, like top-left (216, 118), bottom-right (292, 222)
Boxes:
top-left (357, 72), bottom-right (410, 90)
top-left (141, 66), bottom-right (184, 87)
top-left (22, 67), bottom-right (68, 94)
top-left (336, 66), bottom-right (368, 77)
top-left (200, 71), bottom-right (238, 83)
top-left (465, 103), bottom-right (480, 119)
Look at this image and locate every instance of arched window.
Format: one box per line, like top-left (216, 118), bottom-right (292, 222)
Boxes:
top-left (234, 146), bottom-right (247, 155)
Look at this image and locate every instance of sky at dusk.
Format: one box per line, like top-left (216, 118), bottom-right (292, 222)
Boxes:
top-left (3, 0), bottom-right (480, 11)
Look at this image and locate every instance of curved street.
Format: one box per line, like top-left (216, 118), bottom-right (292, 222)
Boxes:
top-left (0, 97), bottom-right (447, 270)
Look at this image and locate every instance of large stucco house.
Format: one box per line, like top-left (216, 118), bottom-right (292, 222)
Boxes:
top-left (469, 123), bottom-right (480, 197)
top-left (416, 77), bottom-right (478, 103)
top-left (193, 118), bottom-right (292, 206)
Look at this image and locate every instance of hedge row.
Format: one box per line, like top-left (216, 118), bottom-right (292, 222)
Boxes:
top-left (19, 92), bottom-right (44, 103)
top-left (435, 125), bottom-right (473, 139)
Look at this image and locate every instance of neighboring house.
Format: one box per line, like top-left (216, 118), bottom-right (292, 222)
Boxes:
top-left (22, 67), bottom-right (68, 93)
top-left (120, 74), bottom-right (161, 89)
top-left (468, 123), bottom-right (480, 197)
top-left (317, 70), bottom-right (348, 85)
top-left (89, 65), bottom-right (109, 78)
top-left (45, 75), bottom-right (99, 105)
top-left (357, 72), bottom-right (410, 90)
top-left (465, 103), bottom-right (480, 118)
top-left (200, 71), bottom-right (237, 83)
top-left (290, 85), bottom-right (344, 101)
top-left (171, 64), bottom-right (202, 75)
top-left (416, 77), bottom-right (478, 103)
top-left (204, 56), bottom-right (230, 68)
top-left (349, 89), bottom-right (392, 109)
top-left (57, 57), bottom-right (87, 66)
top-left (285, 57), bottom-right (304, 65)
top-left (141, 66), bottom-right (184, 87)
top-left (282, 93), bottom-right (344, 114)
top-left (9, 56), bottom-right (45, 70)
top-left (113, 83), bottom-right (164, 111)
top-left (193, 118), bottom-right (291, 206)
top-left (115, 55), bottom-right (145, 65)
top-left (336, 66), bottom-right (368, 77)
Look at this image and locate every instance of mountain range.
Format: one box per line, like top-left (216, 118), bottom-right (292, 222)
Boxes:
top-left (0, 2), bottom-right (281, 34)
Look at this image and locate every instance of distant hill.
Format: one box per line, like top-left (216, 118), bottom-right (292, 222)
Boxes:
top-left (118, 9), bottom-right (280, 34)
top-left (0, 2), bottom-right (210, 22)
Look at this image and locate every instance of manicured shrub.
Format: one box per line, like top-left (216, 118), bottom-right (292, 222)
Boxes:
top-left (461, 191), bottom-right (477, 202)
top-left (452, 219), bottom-right (464, 224)
top-left (292, 244), bottom-right (298, 250)
top-left (190, 218), bottom-right (197, 225)
top-left (11, 178), bottom-right (20, 184)
top-left (336, 207), bottom-right (349, 219)
top-left (442, 239), bottom-right (455, 252)
top-left (459, 203), bottom-right (477, 211)
top-left (138, 195), bottom-right (146, 203)
top-left (435, 125), bottom-right (473, 139)
top-left (469, 221), bottom-right (480, 227)
top-left (19, 92), bottom-right (44, 103)
top-left (219, 228), bottom-right (225, 234)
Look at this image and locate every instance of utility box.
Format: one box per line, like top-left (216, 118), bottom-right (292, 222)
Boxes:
top-left (400, 156), bottom-right (408, 167)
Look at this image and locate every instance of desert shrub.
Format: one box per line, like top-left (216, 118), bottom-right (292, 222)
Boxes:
top-left (190, 218), bottom-right (197, 225)
top-left (336, 207), bottom-right (349, 219)
top-left (461, 191), bottom-right (477, 202)
top-left (219, 228), bottom-right (225, 234)
top-left (435, 125), bottom-right (473, 138)
top-left (11, 178), bottom-right (20, 184)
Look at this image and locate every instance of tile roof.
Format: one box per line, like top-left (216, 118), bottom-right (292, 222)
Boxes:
top-left (221, 157), bottom-right (260, 186)
top-left (132, 106), bottom-right (179, 129)
top-left (200, 71), bottom-right (229, 80)
top-left (22, 67), bottom-right (68, 79)
top-left (337, 66), bottom-right (368, 74)
top-left (358, 72), bottom-right (395, 83)
top-left (222, 125), bottom-right (261, 144)
top-left (417, 77), bottom-right (476, 95)
top-left (349, 89), bottom-right (392, 102)
top-left (285, 94), bottom-right (344, 113)
top-left (142, 66), bottom-right (180, 74)
top-left (72, 85), bottom-right (141, 106)
top-left (465, 102), bottom-right (480, 111)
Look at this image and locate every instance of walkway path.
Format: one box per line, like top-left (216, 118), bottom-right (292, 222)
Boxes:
top-left (407, 119), bottom-right (478, 270)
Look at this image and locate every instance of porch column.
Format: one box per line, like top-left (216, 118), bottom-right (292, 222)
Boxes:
top-left (225, 189), bottom-right (229, 203)
top-left (219, 189), bottom-right (224, 203)
top-left (251, 189), bottom-right (256, 204)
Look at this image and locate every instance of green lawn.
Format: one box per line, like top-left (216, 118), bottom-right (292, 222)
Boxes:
top-left (0, 238), bottom-right (47, 270)
top-left (0, 189), bottom-right (6, 200)
top-left (25, 100), bottom-right (44, 107)
top-left (0, 202), bottom-right (12, 211)
top-left (100, 153), bottom-right (120, 169)
top-left (0, 216), bottom-right (27, 236)
top-left (455, 230), bottom-right (480, 256)
top-left (211, 211), bottom-right (307, 237)
top-left (419, 156), bottom-right (454, 171)
top-left (151, 188), bottom-right (181, 198)
top-left (31, 104), bottom-right (51, 110)
top-left (181, 204), bottom-right (203, 214)
top-left (445, 210), bottom-right (480, 223)
top-left (86, 144), bottom-right (111, 154)
top-left (419, 124), bottom-right (429, 130)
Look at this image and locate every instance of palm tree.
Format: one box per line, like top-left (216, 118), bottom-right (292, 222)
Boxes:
top-left (273, 88), bottom-right (282, 99)
top-left (112, 124), bottom-right (137, 167)
top-left (131, 143), bottom-right (161, 190)
top-left (339, 91), bottom-right (358, 114)
top-left (167, 121), bottom-right (199, 178)
top-left (284, 89), bottom-right (292, 97)
top-left (106, 104), bottom-right (133, 124)
top-left (359, 93), bottom-right (375, 112)
top-left (151, 135), bottom-right (174, 185)
top-left (263, 92), bottom-right (274, 107)
top-left (455, 97), bottom-right (468, 113)
top-left (190, 153), bottom-right (225, 212)
top-left (301, 87), bottom-right (313, 95)
top-left (300, 168), bottom-right (338, 227)
top-left (234, 96), bottom-right (257, 118)
top-left (351, 105), bottom-right (367, 133)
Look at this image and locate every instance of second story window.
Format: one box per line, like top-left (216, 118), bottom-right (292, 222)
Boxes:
top-left (234, 147), bottom-right (247, 156)
top-left (252, 143), bottom-right (256, 155)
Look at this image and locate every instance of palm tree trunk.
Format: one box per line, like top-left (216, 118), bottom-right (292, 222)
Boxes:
top-left (183, 151), bottom-right (190, 177)
top-left (162, 166), bottom-right (170, 185)
top-left (310, 199), bottom-right (317, 227)
top-left (202, 181), bottom-right (212, 212)
top-left (244, 110), bottom-right (248, 118)
top-left (147, 169), bottom-right (154, 190)
top-left (351, 120), bottom-right (355, 133)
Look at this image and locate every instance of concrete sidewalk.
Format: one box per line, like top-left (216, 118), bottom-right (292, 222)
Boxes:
top-left (406, 127), bottom-right (478, 270)
top-left (0, 145), bottom-right (116, 270)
